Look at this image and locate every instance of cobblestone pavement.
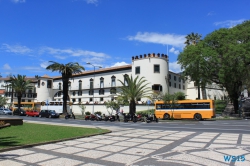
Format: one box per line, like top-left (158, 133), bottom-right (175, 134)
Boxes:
top-left (0, 124), bottom-right (250, 166)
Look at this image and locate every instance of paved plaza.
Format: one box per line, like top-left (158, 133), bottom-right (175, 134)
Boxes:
top-left (1, 124), bottom-right (250, 166)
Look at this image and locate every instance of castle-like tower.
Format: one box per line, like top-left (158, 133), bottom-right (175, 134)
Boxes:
top-left (131, 53), bottom-right (169, 94)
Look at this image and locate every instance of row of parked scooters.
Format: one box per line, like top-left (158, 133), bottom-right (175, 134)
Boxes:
top-left (85, 113), bottom-right (158, 123)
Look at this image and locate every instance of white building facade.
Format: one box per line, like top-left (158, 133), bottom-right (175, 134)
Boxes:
top-left (1, 53), bottom-right (227, 114)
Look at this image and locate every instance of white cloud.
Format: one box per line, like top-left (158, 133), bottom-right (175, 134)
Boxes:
top-left (54, 55), bottom-right (67, 60)
top-left (127, 32), bottom-right (186, 48)
top-left (3, 64), bottom-right (11, 70)
top-left (40, 47), bottom-right (109, 58)
top-left (111, 62), bottom-right (129, 67)
top-left (1, 44), bottom-right (32, 54)
top-left (207, 11), bottom-right (215, 16)
top-left (169, 61), bottom-right (182, 73)
top-left (85, 0), bottom-right (98, 5)
top-left (11, 0), bottom-right (26, 3)
top-left (40, 61), bottom-right (50, 69)
top-left (169, 47), bottom-right (180, 55)
top-left (214, 19), bottom-right (245, 28)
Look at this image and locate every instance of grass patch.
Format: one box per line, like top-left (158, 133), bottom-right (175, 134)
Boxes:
top-left (0, 123), bottom-right (109, 150)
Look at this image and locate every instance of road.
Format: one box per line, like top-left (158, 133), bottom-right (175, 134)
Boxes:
top-left (0, 115), bottom-right (250, 166)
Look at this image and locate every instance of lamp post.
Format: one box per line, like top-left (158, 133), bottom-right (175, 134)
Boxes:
top-left (86, 62), bottom-right (102, 114)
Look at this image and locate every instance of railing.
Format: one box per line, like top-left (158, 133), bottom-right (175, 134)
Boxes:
top-left (5, 92), bottom-right (37, 98)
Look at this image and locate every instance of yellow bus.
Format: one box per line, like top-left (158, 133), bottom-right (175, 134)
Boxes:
top-left (154, 99), bottom-right (215, 120)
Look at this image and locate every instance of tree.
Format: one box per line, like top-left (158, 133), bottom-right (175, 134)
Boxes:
top-left (183, 32), bottom-right (203, 99)
top-left (175, 92), bottom-right (186, 100)
top-left (161, 93), bottom-right (177, 120)
top-left (10, 75), bottom-right (32, 110)
top-left (105, 100), bottom-right (120, 115)
top-left (46, 61), bottom-right (85, 114)
top-left (0, 96), bottom-right (8, 107)
top-left (118, 75), bottom-right (151, 115)
top-left (178, 20), bottom-right (250, 112)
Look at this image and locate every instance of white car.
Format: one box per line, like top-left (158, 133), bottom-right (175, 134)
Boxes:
top-left (0, 108), bottom-right (13, 115)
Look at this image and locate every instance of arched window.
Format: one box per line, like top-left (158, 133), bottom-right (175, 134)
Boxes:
top-left (90, 78), bottom-right (93, 89)
top-left (59, 83), bottom-right (61, 90)
top-left (124, 74), bottom-right (128, 86)
top-left (100, 77), bottom-right (104, 88)
top-left (68, 81), bottom-right (71, 89)
top-left (79, 80), bottom-right (82, 90)
top-left (111, 75), bottom-right (116, 87)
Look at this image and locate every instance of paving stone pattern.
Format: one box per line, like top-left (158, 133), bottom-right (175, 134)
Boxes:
top-left (0, 127), bottom-right (250, 166)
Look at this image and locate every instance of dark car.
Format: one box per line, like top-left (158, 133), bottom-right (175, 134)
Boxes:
top-left (39, 110), bottom-right (59, 118)
top-left (13, 108), bottom-right (26, 116)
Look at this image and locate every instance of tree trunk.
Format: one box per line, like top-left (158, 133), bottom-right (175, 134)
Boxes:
top-left (233, 98), bottom-right (239, 114)
top-left (62, 77), bottom-right (69, 114)
top-left (17, 94), bottom-right (22, 110)
top-left (129, 100), bottom-right (136, 115)
top-left (197, 83), bottom-right (201, 99)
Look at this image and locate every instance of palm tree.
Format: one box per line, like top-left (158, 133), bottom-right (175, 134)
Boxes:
top-left (118, 75), bottom-right (151, 115)
top-left (46, 61), bottom-right (85, 114)
top-left (184, 32), bottom-right (202, 99)
top-left (10, 75), bottom-right (32, 110)
top-left (184, 32), bottom-right (202, 46)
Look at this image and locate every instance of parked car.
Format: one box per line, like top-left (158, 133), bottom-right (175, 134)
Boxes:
top-left (13, 108), bottom-right (26, 116)
top-left (26, 110), bottom-right (39, 117)
top-left (39, 110), bottom-right (59, 118)
top-left (0, 108), bottom-right (13, 115)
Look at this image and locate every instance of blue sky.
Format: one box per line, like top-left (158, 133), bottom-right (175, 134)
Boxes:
top-left (0, 0), bottom-right (249, 77)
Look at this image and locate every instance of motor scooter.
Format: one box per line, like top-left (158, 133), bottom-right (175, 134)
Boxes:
top-left (146, 114), bottom-right (158, 123)
top-left (124, 113), bottom-right (137, 123)
top-left (65, 112), bottom-right (75, 119)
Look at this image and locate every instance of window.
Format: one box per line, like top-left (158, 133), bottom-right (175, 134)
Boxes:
top-left (100, 77), bottom-right (104, 88)
top-left (179, 84), bottom-right (181, 89)
top-left (99, 89), bottom-right (104, 95)
top-left (183, 79), bottom-right (185, 83)
top-left (28, 100), bottom-right (31, 102)
top-left (169, 82), bottom-right (171, 87)
top-left (90, 79), bottom-right (93, 89)
top-left (169, 74), bottom-right (171, 80)
top-left (174, 83), bottom-right (176, 88)
top-left (174, 76), bottom-right (176, 81)
top-left (100, 97), bottom-right (103, 101)
top-left (59, 83), bottom-right (61, 90)
top-left (72, 98), bottom-right (76, 102)
top-left (89, 90), bottom-right (94, 95)
top-left (135, 66), bottom-right (140, 74)
top-left (111, 76), bottom-right (116, 87)
top-left (89, 98), bottom-right (93, 102)
top-left (124, 74), bottom-right (128, 86)
top-left (152, 85), bottom-right (162, 91)
top-left (58, 91), bottom-right (61, 97)
top-left (68, 81), bottom-right (71, 89)
top-left (179, 77), bottom-right (181, 82)
top-left (47, 80), bottom-right (52, 88)
top-left (110, 88), bottom-right (116, 94)
top-left (73, 91), bottom-right (76, 96)
top-left (183, 85), bottom-right (185, 90)
top-left (22, 99), bottom-right (25, 102)
top-left (78, 98), bottom-right (81, 102)
top-left (78, 91), bottom-right (82, 96)
top-left (154, 64), bottom-right (160, 73)
top-left (38, 80), bottom-right (40, 88)
top-left (79, 80), bottom-right (82, 90)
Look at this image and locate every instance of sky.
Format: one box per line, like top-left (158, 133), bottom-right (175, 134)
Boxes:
top-left (0, 0), bottom-right (249, 77)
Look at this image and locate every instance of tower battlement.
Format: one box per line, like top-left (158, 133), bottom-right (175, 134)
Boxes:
top-left (132, 53), bottom-right (168, 61)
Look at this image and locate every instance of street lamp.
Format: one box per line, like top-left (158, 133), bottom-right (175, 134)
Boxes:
top-left (86, 62), bottom-right (102, 114)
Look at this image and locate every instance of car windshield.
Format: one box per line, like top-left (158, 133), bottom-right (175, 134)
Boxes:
top-left (49, 110), bottom-right (56, 113)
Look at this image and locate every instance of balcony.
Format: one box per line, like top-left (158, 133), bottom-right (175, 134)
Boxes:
top-left (5, 92), bottom-right (37, 98)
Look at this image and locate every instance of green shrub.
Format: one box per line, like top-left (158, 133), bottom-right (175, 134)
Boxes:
top-left (137, 109), bottom-right (154, 116)
top-left (215, 100), bottom-right (227, 114)
top-left (94, 111), bottom-right (102, 115)
top-left (85, 111), bottom-right (91, 115)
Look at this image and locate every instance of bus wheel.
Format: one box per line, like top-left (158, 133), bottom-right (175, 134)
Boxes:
top-left (164, 113), bottom-right (170, 120)
top-left (194, 113), bottom-right (202, 121)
